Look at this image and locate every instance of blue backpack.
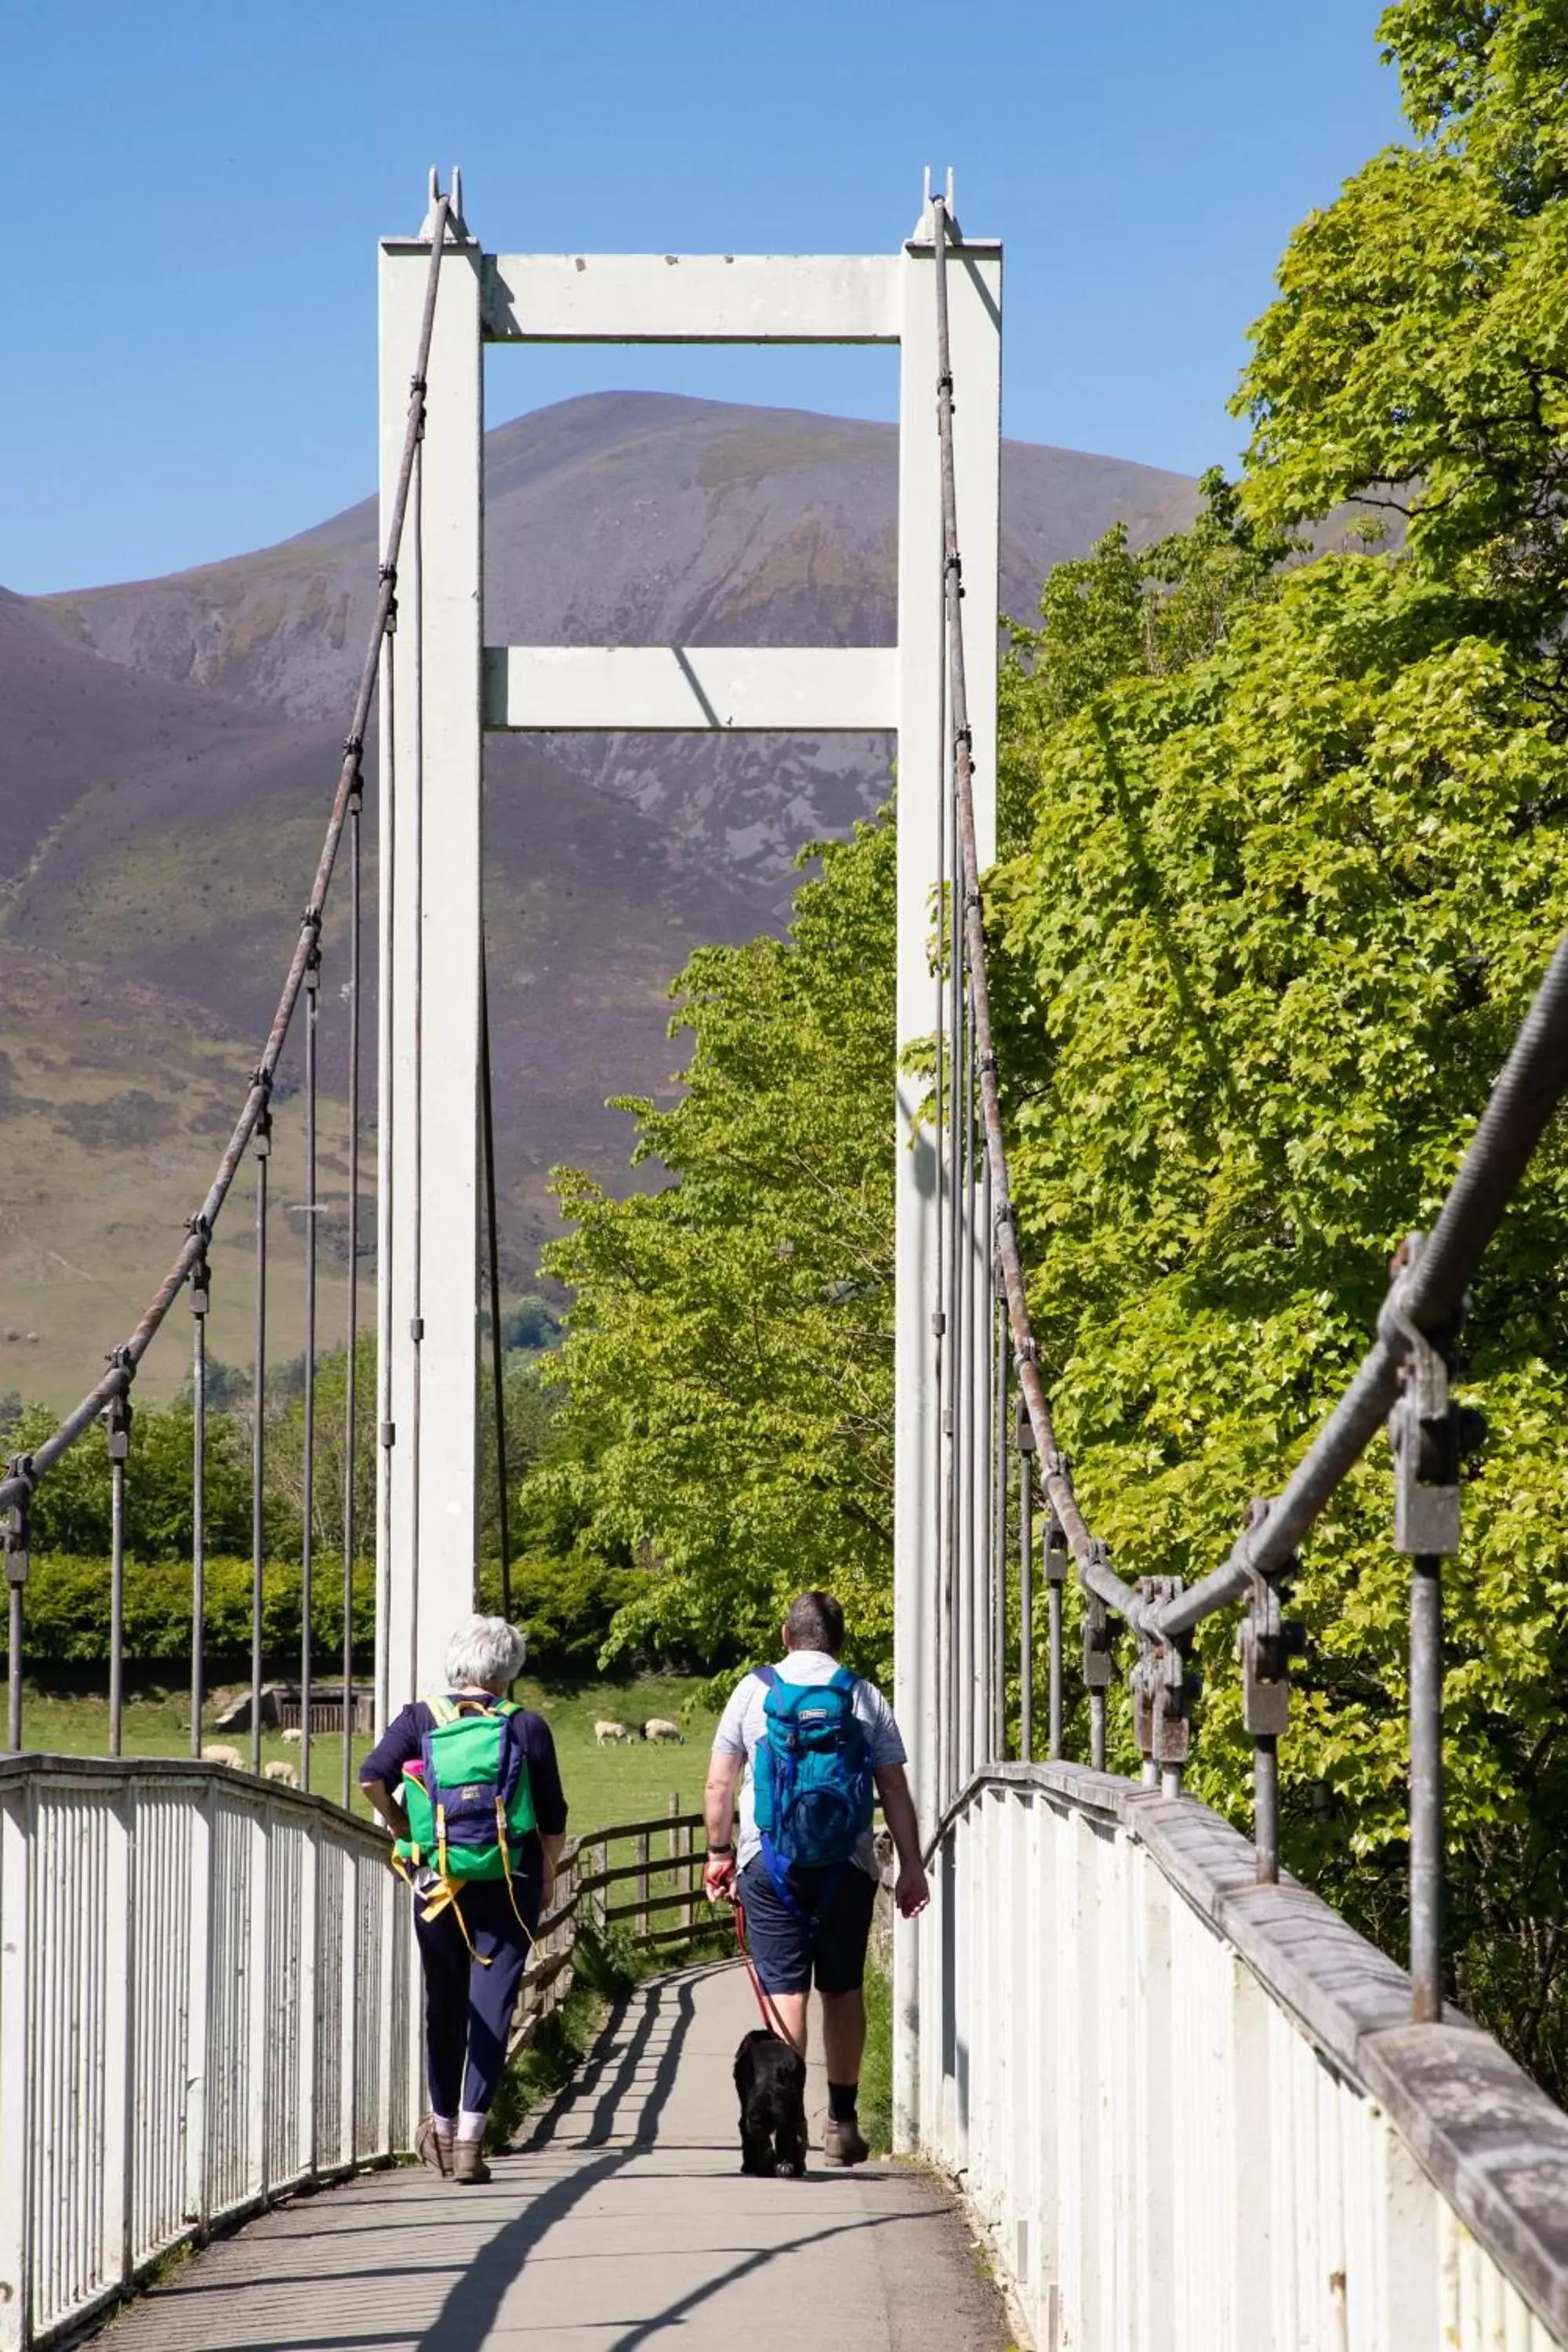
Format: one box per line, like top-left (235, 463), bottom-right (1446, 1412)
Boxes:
top-left (753, 1664), bottom-right (874, 1880)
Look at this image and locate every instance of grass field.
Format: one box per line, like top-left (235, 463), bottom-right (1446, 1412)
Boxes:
top-left (16, 1674), bottom-right (723, 1839)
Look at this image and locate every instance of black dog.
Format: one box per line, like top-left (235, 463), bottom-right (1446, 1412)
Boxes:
top-left (733, 2027), bottom-right (808, 2176)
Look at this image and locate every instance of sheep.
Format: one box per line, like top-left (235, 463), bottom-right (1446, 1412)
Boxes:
top-left (641, 1719), bottom-right (684, 1744)
top-left (263, 1760), bottom-right (299, 1788)
top-left (201, 1744), bottom-right (245, 1769)
top-left (281, 1726), bottom-right (303, 1744)
top-left (593, 1720), bottom-right (634, 1745)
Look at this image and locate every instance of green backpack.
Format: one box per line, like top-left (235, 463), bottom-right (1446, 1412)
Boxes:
top-left (392, 1697), bottom-right (537, 1947)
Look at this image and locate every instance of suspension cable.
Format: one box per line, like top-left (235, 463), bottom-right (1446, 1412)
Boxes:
top-left (301, 933), bottom-right (321, 1790)
top-left (374, 582), bottom-right (398, 1737)
top-left (406, 434), bottom-right (426, 1707)
top-left (189, 1228), bottom-right (209, 1757)
top-left (480, 947), bottom-right (514, 1624)
top-left (342, 760), bottom-right (363, 1806)
top-left (929, 191), bottom-right (1568, 1671)
top-left (0, 194), bottom-right (454, 1538)
top-left (0, 194), bottom-right (454, 1765)
top-left (930, 198), bottom-right (1146, 1643)
top-left (250, 1102), bottom-right (270, 1776)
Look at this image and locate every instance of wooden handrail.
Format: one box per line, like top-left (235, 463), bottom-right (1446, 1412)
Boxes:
top-left (578, 1808), bottom-right (704, 1845)
top-left (573, 1852), bottom-right (704, 1899)
top-left (504, 1796), bottom-right (724, 2059)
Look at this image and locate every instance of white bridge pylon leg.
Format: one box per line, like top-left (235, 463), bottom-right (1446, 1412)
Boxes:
top-left (374, 179), bottom-right (1001, 2151)
top-left (377, 187), bottom-right (485, 1717)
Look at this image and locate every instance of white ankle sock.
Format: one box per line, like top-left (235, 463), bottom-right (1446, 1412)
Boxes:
top-left (456, 2109), bottom-right (488, 2143)
top-left (430, 2112), bottom-right (456, 2139)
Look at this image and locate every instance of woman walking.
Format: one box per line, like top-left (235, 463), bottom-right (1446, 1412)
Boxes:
top-left (360, 1615), bottom-right (568, 2183)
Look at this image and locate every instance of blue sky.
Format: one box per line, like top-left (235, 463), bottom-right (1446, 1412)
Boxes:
top-left (5, 0), bottom-right (1406, 595)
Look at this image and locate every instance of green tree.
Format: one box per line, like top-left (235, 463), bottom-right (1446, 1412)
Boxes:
top-left (1236, 0), bottom-right (1568, 706)
top-left (495, 1296), bottom-right (561, 1352)
top-left (264, 1335), bottom-right (377, 1563)
top-left (1000, 474), bottom-right (1289, 849)
top-left (477, 1350), bottom-right (556, 1566)
top-left (996, 546), bottom-right (1568, 2096)
top-left (15, 1394), bottom-right (251, 1560)
top-left (525, 816), bottom-right (898, 1681)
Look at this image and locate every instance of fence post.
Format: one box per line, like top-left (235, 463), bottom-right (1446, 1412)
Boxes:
top-left (246, 1798), bottom-right (270, 2202)
top-left (677, 1814), bottom-right (693, 1926)
top-left (1017, 1393), bottom-right (1035, 1762)
top-left (554, 1849), bottom-right (576, 2017)
top-left (635, 1831), bottom-right (649, 1938)
top-left (376, 1853), bottom-right (397, 2157)
top-left (339, 1845), bottom-right (359, 2164)
top-left (103, 1777), bottom-right (134, 2295)
top-left (0, 1778), bottom-right (32, 2352)
top-left (185, 1775), bottom-right (216, 2234)
top-left (404, 1869), bottom-right (423, 2152)
top-left (299, 1819), bottom-right (321, 2181)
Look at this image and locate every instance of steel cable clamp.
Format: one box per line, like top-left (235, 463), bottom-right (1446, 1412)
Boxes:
top-left (1133, 1576), bottom-right (1197, 1768)
top-left (1083, 1540), bottom-right (1115, 1688)
top-left (187, 1218), bottom-right (212, 1320)
top-left (103, 1352), bottom-right (134, 1463)
top-left (1238, 1498), bottom-right (1304, 1737)
top-left (1383, 1232), bottom-right (1484, 1558)
top-left (4, 1454), bottom-right (35, 1589)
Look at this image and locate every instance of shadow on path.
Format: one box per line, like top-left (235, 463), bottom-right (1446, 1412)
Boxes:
top-left (98, 1960), bottom-right (1007, 2352)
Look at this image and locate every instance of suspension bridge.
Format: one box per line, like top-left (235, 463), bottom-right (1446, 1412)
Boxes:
top-left (2, 173), bottom-right (1568, 2352)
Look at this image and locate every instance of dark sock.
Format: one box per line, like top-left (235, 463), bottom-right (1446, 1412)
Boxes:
top-left (827, 2080), bottom-right (858, 2123)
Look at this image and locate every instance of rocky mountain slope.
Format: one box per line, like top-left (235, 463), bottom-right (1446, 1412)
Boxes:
top-left (3, 395), bottom-right (1196, 1404)
top-left (38, 393), bottom-right (1196, 899)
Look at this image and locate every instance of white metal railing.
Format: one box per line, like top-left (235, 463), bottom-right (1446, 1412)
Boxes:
top-left (914, 1765), bottom-right (1568, 2352)
top-left (0, 1756), bottom-right (417, 2352)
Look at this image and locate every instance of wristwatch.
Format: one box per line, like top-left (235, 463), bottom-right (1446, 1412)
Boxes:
top-left (706, 1842), bottom-right (735, 1858)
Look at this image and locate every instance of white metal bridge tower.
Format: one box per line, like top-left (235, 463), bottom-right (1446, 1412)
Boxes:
top-left (374, 176), bottom-right (1001, 2144)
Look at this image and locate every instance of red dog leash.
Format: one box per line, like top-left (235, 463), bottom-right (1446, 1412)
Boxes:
top-left (732, 1896), bottom-right (797, 2047)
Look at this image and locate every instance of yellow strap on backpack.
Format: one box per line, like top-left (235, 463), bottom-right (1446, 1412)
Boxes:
top-left (416, 1875), bottom-right (492, 1964)
top-left (494, 1797), bottom-right (535, 1945)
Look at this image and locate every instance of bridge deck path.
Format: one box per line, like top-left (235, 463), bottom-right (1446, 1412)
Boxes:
top-left (103, 1958), bottom-right (1009, 2352)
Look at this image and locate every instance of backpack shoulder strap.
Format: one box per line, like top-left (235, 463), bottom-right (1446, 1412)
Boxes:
top-left (423, 1694), bottom-right (459, 1727)
top-left (754, 1664), bottom-right (782, 1692)
top-left (828, 1666), bottom-right (859, 1698)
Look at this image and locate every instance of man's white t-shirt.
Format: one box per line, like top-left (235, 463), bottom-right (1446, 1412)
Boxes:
top-left (712, 1650), bottom-right (906, 1881)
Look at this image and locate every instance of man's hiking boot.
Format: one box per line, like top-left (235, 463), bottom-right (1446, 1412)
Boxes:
top-left (452, 2139), bottom-right (492, 2186)
top-left (822, 2115), bottom-right (869, 2168)
top-left (414, 2117), bottom-right (452, 2177)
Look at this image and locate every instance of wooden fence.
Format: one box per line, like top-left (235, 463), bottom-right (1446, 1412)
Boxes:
top-left (509, 1795), bottom-right (713, 2055)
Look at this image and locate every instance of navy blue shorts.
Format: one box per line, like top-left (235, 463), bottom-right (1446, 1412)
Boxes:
top-left (738, 1855), bottom-right (878, 1995)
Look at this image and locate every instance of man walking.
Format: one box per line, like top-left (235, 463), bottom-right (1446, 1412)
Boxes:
top-left (702, 1589), bottom-right (930, 2167)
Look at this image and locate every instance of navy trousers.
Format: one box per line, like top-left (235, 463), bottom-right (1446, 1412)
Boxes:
top-left (412, 1876), bottom-right (539, 2116)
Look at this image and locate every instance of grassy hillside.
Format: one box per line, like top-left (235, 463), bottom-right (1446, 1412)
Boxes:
top-left (19, 1674), bottom-right (722, 1839)
top-left (0, 943), bottom-right (359, 1410)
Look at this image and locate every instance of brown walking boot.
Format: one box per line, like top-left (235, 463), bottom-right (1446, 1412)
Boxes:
top-left (414, 2116), bottom-right (452, 2176)
top-left (451, 2136), bottom-right (492, 2186)
top-left (822, 2115), bottom-right (869, 2168)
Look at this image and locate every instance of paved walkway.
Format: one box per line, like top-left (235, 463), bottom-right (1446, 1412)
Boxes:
top-left (106, 1961), bottom-right (1010, 2351)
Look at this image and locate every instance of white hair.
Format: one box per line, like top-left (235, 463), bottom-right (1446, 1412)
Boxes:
top-left (444, 1615), bottom-right (528, 1690)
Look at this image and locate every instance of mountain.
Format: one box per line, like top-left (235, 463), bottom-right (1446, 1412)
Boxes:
top-left (35, 394), bottom-right (1198, 898)
top-left (3, 395), bottom-right (1196, 1405)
